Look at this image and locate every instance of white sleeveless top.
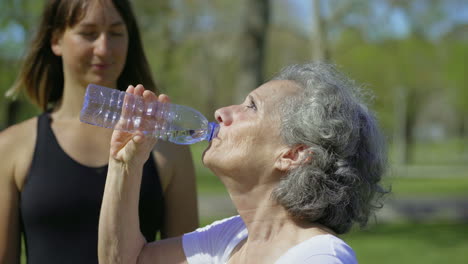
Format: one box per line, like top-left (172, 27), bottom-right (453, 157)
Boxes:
top-left (182, 215), bottom-right (357, 264)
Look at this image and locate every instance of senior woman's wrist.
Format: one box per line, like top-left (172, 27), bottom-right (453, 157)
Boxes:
top-left (109, 157), bottom-right (148, 174)
top-left (108, 157), bottom-right (145, 176)
top-left (100, 156), bottom-right (146, 264)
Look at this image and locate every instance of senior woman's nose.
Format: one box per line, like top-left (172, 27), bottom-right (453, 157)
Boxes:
top-left (214, 107), bottom-right (232, 126)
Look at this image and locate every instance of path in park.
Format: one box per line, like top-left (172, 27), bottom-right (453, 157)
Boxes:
top-left (198, 194), bottom-right (468, 222)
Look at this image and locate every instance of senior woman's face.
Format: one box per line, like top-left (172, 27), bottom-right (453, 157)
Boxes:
top-left (203, 80), bottom-right (300, 177)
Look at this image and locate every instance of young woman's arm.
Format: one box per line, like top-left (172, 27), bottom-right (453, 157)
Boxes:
top-left (0, 150), bottom-right (20, 264)
top-left (154, 141), bottom-right (199, 238)
top-left (0, 122), bottom-right (33, 264)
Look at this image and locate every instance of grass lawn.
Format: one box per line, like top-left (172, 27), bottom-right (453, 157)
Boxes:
top-left (190, 142), bottom-right (468, 197)
top-left (197, 170), bottom-right (468, 196)
top-left (190, 142), bottom-right (228, 194)
top-left (386, 176), bottom-right (468, 197)
top-left (404, 139), bottom-right (468, 165)
top-left (342, 221), bottom-right (468, 264)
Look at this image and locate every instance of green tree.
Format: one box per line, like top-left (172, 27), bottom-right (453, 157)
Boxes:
top-left (234, 0), bottom-right (271, 103)
top-left (0, 0), bottom-right (42, 128)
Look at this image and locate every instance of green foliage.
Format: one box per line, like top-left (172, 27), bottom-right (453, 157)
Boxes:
top-left (1, 0), bottom-right (467, 137)
top-left (190, 142), bottom-right (227, 194)
top-left (441, 40), bottom-right (468, 113)
top-left (0, 1), bottom-right (466, 159)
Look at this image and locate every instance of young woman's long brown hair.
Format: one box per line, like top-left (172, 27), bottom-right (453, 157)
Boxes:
top-left (7, 0), bottom-right (157, 111)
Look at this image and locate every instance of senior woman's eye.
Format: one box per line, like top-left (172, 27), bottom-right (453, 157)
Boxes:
top-left (246, 99), bottom-right (257, 111)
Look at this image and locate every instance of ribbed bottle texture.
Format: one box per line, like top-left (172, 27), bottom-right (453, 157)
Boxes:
top-left (80, 84), bottom-right (219, 145)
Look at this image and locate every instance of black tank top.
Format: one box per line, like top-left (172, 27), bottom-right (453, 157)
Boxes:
top-left (19, 113), bottom-right (165, 264)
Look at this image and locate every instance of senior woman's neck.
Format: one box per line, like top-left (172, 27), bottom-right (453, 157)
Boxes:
top-left (226, 181), bottom-right (294, 239)
top-left (224, 176), bottom-right (334, 243)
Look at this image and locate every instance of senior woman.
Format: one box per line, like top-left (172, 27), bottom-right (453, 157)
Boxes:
top-left (98, 62), bottom-right (387, 264)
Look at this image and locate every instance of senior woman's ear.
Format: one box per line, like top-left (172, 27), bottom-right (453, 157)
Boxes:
top-left (274, 145), bottom-right (312, 171)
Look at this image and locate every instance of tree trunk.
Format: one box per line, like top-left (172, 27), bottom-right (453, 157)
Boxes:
top-left (404, 91), bottom-right (418, 165)
top-left (311, 0), bottom-right (330, 61)
top-left (235, 0), bottom-right (270, 103)
top-left (460, 113), bottom-right (468, 156)
top-left (155, 0), bottom-right (175, 93)
top-left (393, 85), bottom-right (408, 166)
top-left (200, 46), bottom-right (217, 115)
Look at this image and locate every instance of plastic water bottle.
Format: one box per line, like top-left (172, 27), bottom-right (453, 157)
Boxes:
top-left (80, 84), bottom-right (219, 145)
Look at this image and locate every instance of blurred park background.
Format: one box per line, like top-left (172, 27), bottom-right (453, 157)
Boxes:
top-left (1, 0), bottom-right (467, 263)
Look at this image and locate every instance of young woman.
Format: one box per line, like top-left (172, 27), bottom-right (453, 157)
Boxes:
top-left (0, 1), bottom-right (198, 263)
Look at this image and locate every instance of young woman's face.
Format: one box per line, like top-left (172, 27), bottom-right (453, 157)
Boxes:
top-left (52, 0), bottom-right (129, 89)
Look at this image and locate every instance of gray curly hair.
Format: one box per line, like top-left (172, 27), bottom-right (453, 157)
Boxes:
top-left (271, 62), bottom-right (388, 234)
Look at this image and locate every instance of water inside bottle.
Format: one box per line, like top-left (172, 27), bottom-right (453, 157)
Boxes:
top-left (157, 128), bottom-right (208, 144)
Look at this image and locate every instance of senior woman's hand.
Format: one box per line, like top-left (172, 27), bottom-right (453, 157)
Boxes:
top-left (110, 84), bottom-right (169, 167)
top-left (99, 84), bottom-right (176, 264)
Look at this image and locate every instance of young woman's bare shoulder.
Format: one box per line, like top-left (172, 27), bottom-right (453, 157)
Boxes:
top-left (0, 117), bottom-right (38, 187)
top-left (0, 117), bottom-right (38, 150)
